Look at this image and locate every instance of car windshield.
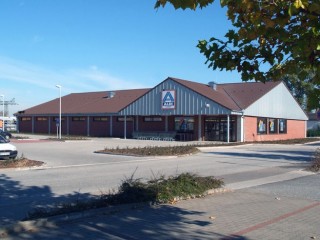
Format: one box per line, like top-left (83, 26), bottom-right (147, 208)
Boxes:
top-left (0, 136), bottom-right (9, 143)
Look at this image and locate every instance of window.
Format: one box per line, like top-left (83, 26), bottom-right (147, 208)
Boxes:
top-left (36, 117), bottom-right (47, 121)
top-left (72, 117), bottom-right (85, 121)
top-left (117, 117), bottom-right (133, 122)
top-left (174, 117), bottom-right (194, 132)
top-left (21, 117), bottom-right (31, 121)
top-left (257, 118), bottom-right (267, 134)
top-left (268, 119), bottom-right (277, 134)
top-left (93, 117), bottom-right (108, 122)
top-left (144, 117), bottom-right (162, 122)
top-left (279, 119), bottom-right (287, 134)
top-left (53, 117), bottom-right (65, 122)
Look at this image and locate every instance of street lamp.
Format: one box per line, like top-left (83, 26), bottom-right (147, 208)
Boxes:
top-left (0, 95), bottom-right (4, 119)
top-left (0, 95), bottom-right (3, 131)
top-left (55, 85), bottom-right (62, 139)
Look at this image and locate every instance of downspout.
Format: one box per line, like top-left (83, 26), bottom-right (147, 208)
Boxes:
top-left (227, 114), bottom-right (230, 143)
top-left (48, 117), bottom-right (51, 135)
top-left (87, 116), bottom-right (90, 137)
top-left (198, 115), bottom-right (202, 141)
top-left (110, 115), bottom-right (113, 137)
top-left (241, 111), bottom-right (244, 142)
top-left (32, 116), bottom-right (35, 134)
top-left (67, 116), bottom-right (70, 135)
top-left (124, 115), bottom-right (127, 139)
top-left (136, 116), bottom-right (139, 132)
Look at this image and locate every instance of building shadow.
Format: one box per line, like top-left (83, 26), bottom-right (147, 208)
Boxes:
top-left (203, 149), bottom-right (314, 163)
top-left (0, 173), bottom-right (252, 240)
top-left (0, 174), bottom-right (94, 225)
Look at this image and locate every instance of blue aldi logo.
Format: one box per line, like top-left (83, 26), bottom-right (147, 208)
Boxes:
top-left (162, 90), bottom-right (175, 109)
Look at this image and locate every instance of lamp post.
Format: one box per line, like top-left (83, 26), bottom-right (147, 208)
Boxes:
top-left (55, 85), bottom-right (62, 139)
top-left (0, 95), bottom-right (4, 118)
top-left (0, 95), bottom-right (3, 131)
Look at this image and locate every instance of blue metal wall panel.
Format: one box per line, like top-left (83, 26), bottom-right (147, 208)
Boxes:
top-left (244, 83), bottom-right (308, 120)
top-left (120, 79), bottom-right (231, 116)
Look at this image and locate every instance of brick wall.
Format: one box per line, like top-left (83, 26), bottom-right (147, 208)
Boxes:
top-left (18, 118), bottom-right (32, 133)
top-left (244, 116), bottom-right (306, 142)
top-left (137, 116), bottom-right (166, 132)
top-left (90, 118), bottom-right (110, 137)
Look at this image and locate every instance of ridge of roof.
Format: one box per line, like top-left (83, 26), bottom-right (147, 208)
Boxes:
top-left (169, 77), bottom-right (241, 111)
top-left (168, 77), bottom-right (281, 111)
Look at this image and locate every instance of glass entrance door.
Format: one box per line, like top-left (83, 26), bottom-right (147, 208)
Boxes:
top-left (205, 116), bottom-right (236, 142)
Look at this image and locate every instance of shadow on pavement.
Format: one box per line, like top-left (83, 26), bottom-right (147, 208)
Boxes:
top-left (0, 174), bottom-right (252, 239)
top-left (6, 205), bottom-right (253, 240)
top-left (204, 149), bottom-right (314, 163)
top-left (0, 174), bottom-right (94, 225)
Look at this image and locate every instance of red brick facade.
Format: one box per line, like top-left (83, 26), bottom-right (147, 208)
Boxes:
top-left (244, 116), bottom-right (306, 142)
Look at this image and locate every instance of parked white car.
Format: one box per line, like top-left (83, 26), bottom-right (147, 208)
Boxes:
top-left (0, 135), bottom-right (18, 159)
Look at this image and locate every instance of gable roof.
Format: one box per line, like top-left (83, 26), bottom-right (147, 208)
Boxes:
top-left (17, 77), bottom-right (285, 116)
top-left (170, 77), bottom-right (281, 111)
top-left (19, 88), bottom-right (150, 115)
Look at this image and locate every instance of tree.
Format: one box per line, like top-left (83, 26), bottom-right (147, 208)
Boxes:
top-left (281, 71), bottom-right (314, 110)
top-left (155, 0), bottom-right (320, 89)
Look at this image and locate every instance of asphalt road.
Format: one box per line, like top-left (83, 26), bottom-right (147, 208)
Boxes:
top-left (1, 136), bottom-right (319, 226)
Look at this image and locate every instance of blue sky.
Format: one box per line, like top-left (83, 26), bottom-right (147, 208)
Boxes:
top-left (0, 0), bottom-right (242, 116)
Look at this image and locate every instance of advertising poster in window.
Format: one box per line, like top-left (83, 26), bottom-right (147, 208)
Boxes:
top-left (258, 119), bottom-right (266, 133)
top-left (162, 90), bottom-right (175, 110)
top-left (280, 120), bottom-right (284, 132)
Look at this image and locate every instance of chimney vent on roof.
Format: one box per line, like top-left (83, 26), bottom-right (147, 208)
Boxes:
top-left (107, 91), bottom-right (115, 98)
top-left (208, 81), bottom-right (217, 90)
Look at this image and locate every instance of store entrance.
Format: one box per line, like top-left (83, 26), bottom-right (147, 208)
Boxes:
top-left (204, 116), bottom-right (236, 142)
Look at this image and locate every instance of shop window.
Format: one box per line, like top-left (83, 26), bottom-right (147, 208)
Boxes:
top-left (174, 117), bottom-right (194, 132)
top-left (117, 117), bottom-right (133, 122)
top-left (93, 117), bottom-right (108, 121)
top-left (21, 117), bottom-right (31, 121)
top-left (36, 117), bottom-right (47, 121)
top-left (268, 119), bottom-right (277, 134)
top-left (144, 117), bottom-right (162, 122)
top-left (257, 118), bottom-right (267, 134)
top-left (72, 117), bottom-right (85, 121)
top-left (279, 119), bottom-right (287, 134)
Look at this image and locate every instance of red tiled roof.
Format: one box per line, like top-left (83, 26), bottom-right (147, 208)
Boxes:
top-left (20, 89), bottom-right (150, 115)
top-left (170, 77), bottom-right (281, 111)
top-left (18, 77), bottom-right (281, 115)
top-left (171, 77), bottom-right (241, 110)
top-left (220, 81), bottom-right (281, 110)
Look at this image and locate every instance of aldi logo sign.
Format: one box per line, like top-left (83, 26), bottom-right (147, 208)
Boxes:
top-left (162, 90), bottom-right (175, 109)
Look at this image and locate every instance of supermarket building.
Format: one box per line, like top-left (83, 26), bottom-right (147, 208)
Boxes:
top-left (16, 77), bottom-right (308, 142)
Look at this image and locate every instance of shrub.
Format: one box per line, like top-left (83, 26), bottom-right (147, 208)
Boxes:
top-left (26, 172), bottom-right (224, 220)
top-left (308, 149), bottom-right (320, 172)
top-left (307, 129), bottom-right (320, 137)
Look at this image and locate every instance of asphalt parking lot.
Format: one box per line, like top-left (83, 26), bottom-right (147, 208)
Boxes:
top-left (1, 134), bottom-right (319, 239)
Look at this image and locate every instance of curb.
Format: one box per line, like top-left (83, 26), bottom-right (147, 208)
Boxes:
top-left (0, 187), bottom-right (229, 238)
top-left (0, 202), bottom-right (150, 238)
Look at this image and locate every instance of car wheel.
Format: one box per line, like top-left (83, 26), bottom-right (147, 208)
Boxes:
top-left (5, 135), bottom-right (9, 140)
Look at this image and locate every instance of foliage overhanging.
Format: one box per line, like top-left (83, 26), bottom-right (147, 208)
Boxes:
top-left (155, 0), bottom-right (320, 109)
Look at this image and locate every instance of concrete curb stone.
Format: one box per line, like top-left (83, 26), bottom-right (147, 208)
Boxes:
top-left (0, 187), bottom-right (229, 238)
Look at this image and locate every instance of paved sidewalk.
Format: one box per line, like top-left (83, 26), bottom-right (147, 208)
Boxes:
top-left (1, 188), bottom-right (319, 240)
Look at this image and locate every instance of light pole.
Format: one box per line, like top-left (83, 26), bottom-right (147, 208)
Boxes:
top-left (0, 95), bottom-right (4, 118)
top-left (0, 95), bottom-right (3, 131)
top-left (55, 85), bottom-right (62, 139)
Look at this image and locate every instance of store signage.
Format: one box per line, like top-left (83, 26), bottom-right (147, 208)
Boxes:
top-left (162, 90), bottom-right (175, 109)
